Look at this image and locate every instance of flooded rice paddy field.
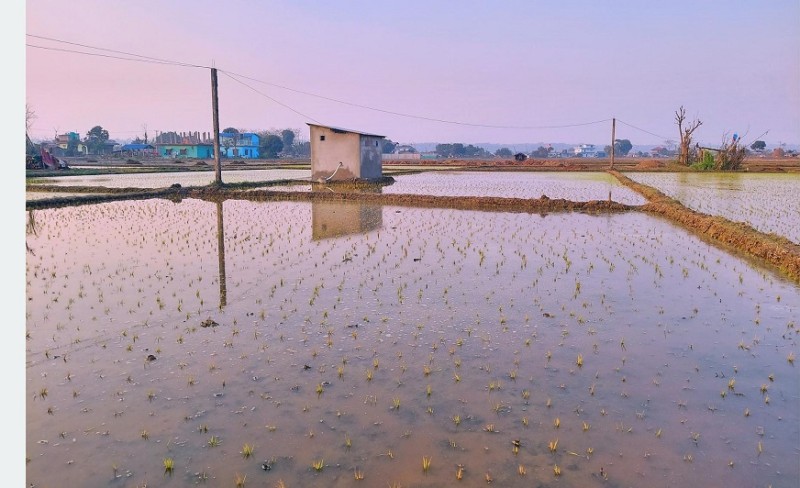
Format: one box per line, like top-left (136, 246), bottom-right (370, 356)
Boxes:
top-left (27, 169), bottom-right (312, 190)
top-left (268, 172), bottom-right (647, 206)
top-left (26, 191), bottom-right (111, 201)
top-left (624, 172), bottom-right (800, 244)
top-left (26, 197), bottom-right (799, 488)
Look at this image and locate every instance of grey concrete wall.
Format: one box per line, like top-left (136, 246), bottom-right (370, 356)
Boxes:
top-left (359, 135), bottom-right (383, 180)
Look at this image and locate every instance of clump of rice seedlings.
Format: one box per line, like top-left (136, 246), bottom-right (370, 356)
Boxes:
top-left (456, 464), bottom-right (464, 480)
top-left (199, 424), bottom-right (209, 433)
top-left (518, 464), bottom-right (527, 476)
top-left (241, 443), bottom-right (254, 458)
top-left (344, 433), bottom-right (352, 450)
top-left (208, 435), bottom-right (221, 447)
top-left (163, 457), bottom-right (174, 475)
top-left (365, 370), bottom-right (373, 381)
top-left (452, 414), bottom-right (461, 426)
top-left (141, 430), bottom-right (149, 440)
top-left (354, 468), bottom-right (364, 480)
top-left (522, 389), bottom-right (530, 401)
top-left (422, 456), bottom-right (431, 473)
top-left (548, 438), bottom-right (558, 453)
top-left (583, 421), bottom-right (590, 432)
top-left (392, 397), bottom-right (401, 410)
top-left (788, 351), bottom-right (795, 365)
top-left (234, 473), bottom-right (246, 488)
top-left (554, 417), bottom-right (560, 429)
top-left (312, 459), bottom-right (324, 471)
top-left (553, 464), bottom-right (561, 476)
top-left (426, 384), bottom-right (432, 397)
top-left (576, 354), bottom-right (583, 367)
top-left (316, 383), bottom-right (324, 396)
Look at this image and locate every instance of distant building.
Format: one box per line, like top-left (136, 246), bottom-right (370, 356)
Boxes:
top-left (308, 124), bottom-right (385, 182)
top-left (157, 143), bottom-right (214, 159)
top-left (219, 132), bottom-right (260, 159)
top-left (573, 144), bottom-right (597, 158)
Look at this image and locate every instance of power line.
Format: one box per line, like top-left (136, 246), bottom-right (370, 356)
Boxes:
top-left (28, 33), bottom-right (613, 132)
top-left (220, 71), bottom-right (321, 124)
top-left (26, 34), bottom-right (208, 69)
top-left (616, 119), bottom-right (672, 142)
top-left (219, 69), bottom-right (611, 130)
top-left (26, 44), bottom-right (202, 68)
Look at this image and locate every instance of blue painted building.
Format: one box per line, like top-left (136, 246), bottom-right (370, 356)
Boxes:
top-left (219, 132), bottom-right (260, 159)
top-left (158, 143), bottom-right (214, 159)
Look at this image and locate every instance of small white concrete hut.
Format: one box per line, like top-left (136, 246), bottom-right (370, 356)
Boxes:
top-left (308, 123), bottom-right (385, 182)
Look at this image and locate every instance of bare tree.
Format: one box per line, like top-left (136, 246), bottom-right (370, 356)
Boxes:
top-left (675, 106), bottom-right (702, 165)
top-left (26, 103), bottom-right (37, 135)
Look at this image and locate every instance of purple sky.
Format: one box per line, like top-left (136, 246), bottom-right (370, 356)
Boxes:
top-left (24, 1), bottom-right (800, 147)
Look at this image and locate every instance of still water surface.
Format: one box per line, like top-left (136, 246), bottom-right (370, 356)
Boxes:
top-left (26, 198), bottom-right (799, 487)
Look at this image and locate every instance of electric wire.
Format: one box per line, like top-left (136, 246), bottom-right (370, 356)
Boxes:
top-left (616, 119), bottom-right (672, 142)
top-left (28, 34), bottom-right (616, 132)
top-left (27, 34), bottom-right (209, 69)
top-left (221, 71), bottom-right (321, 124)
top-left (219, 69), bottom-right (611, 130)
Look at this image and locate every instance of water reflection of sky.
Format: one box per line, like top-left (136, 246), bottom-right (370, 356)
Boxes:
top-left (383, 171), bottom-right (647, 204)
top-left (25, 198), bottom-right (800, 488)
top-left (626, 172), bottom-right (800, 243)
top-left (28, 169), bottom-right (312, 189)
top-left (266, 171), bottom-right (648, 204)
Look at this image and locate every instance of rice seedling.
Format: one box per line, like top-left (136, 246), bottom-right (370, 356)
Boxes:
top-left (163, 457), bottom-right (174, 475)
top-left (422, 456), bottom-right (432, 473)
top-left (456, 464), bottom-right (464, 480)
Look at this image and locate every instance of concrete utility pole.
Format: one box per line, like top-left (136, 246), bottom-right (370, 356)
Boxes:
top-left (610, 118), bottom-right (616, 169)
top-left (211, 67), bottom-right (222, 185)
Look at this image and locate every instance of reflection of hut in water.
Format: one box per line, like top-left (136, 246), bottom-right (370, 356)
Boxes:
top-left (308, 124), bottom-right (385, 182)
top-left (312, 199), bottom-right (383, 240)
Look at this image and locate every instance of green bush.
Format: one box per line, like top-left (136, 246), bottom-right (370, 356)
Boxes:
top-left (691, 151), bottom-right (715, 170)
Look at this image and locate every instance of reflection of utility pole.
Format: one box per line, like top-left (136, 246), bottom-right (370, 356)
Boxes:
top-left (211, 67), bottom-right (222, 185)
top-left (216, 200), bottom-right (227, 309)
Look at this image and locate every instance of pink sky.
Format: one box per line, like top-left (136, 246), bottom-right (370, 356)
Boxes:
top-left (22, 1), bottom-right (800, 148)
